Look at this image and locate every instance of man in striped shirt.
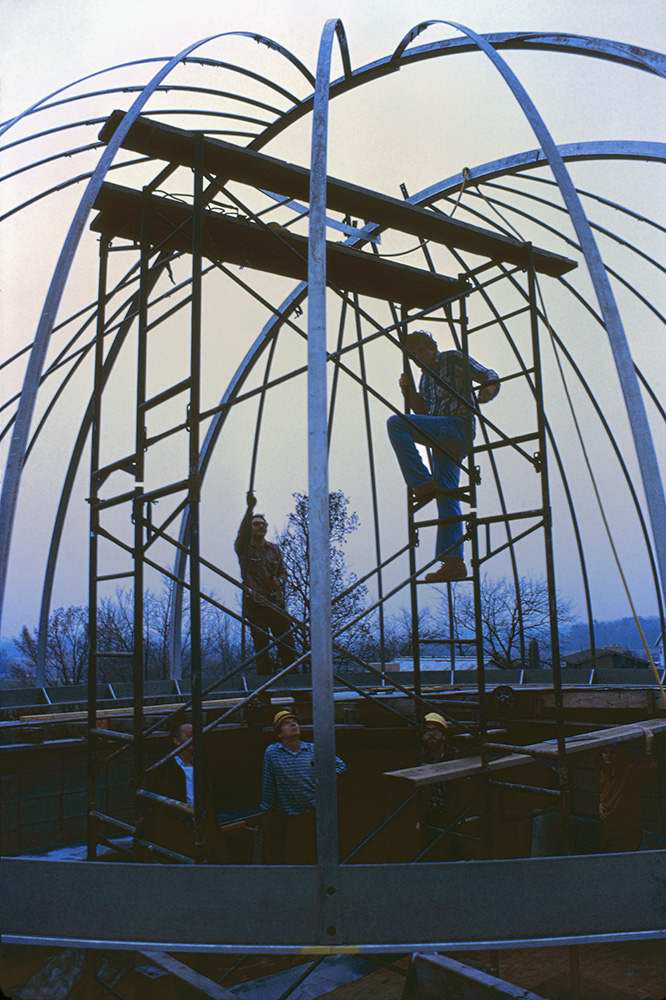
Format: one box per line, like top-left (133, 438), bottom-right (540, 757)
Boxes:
top-left (387, 329), bottom-right (500, 584)
top-left (261, 710), bottom-right (347, 863)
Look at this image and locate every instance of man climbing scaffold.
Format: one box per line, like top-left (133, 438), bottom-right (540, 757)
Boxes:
top-left (387, 328), bottom-right (500, 583)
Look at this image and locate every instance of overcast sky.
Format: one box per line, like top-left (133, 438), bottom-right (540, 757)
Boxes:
top-left (1, 0), bottom-right (665, 640)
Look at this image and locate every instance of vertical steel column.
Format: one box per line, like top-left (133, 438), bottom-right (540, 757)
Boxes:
top-left (527, 251), bottom-right (570, 843)
top-left (132, 202), bottom-right (148, 814)
top-left (463, 291), bottom-right (492, 855)
top-left (307, 18), bottom-right (345, 942)
top-left (399, 306), bottom-right (423, 715)
top-left (353, 295), bottom-right (386, 669)
top-left (459, 292), bottom-right (478, 511)
top-left (447, 583), bottom-right (456, 675)
top-left (190, 136), bottom-right (206, 862)
top-left (86, 236), bottom-right (109, 862)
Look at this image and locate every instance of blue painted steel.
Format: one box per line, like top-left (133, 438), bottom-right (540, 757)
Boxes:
top-left (4, 851), bottom-right (666, 950)
top-left (0, 29), bottom-right (321, 636)
top-left (412, 18), bottom-right (666, 609)
top-left (410, 141), bottom-right (666, 206)
top-left (392, 27), bottom-right (666, 77)
top-left (5, 25), bottom-right (664, 710)
top-left (0, 36), bottom-right (313, 138)
top-left (307, 16), bottom-right (348, 939)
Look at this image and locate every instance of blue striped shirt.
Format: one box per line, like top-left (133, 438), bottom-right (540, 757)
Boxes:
top-left (260, 740), bottom-right (347, 816)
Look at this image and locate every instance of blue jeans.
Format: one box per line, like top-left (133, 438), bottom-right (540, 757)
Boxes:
top-left (387, 413), bottom-right (470, 560)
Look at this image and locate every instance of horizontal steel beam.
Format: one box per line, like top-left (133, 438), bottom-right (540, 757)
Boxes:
top-left (3, 853), bottom-right (666, 951)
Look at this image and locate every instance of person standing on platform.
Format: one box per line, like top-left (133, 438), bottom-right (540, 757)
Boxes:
top-left (418, 712), bottom-right (462, 861)
top-left (235, 492), bottom-right (293, 676)
top-left (387, 329), bottom-right (500, 583)
top-left (261, 710), bottom-right (347, 863)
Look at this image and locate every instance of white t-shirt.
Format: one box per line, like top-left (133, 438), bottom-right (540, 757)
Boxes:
top-left (175, 756), bottom-right (194, 806)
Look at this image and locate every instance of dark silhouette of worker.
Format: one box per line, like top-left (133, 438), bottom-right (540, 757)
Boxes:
top-left (387, 329), bottom-right (500, 583)
top-left (235, 493), bottom-right (294, 676)
top-left (599, 732), bottom-right (655, 851)
top-left (417, 712), bottom-right (462, 860)
top-left (135, 719), bottom-right (224, 862)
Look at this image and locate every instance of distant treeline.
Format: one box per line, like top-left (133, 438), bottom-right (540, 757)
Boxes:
top-left (561, 617), bottom-right (661, 656)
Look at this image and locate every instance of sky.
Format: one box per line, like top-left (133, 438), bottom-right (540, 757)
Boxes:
top-left (1, 0), bottom-right (665, 642)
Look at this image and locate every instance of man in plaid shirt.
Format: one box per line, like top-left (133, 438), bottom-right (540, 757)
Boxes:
top-left (387, 329), bottom-right (500, 583)
top-left (261, 710), bottom-right (347, 863)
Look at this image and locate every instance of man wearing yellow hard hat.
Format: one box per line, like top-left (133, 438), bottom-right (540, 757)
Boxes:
top-left (419, 711), bottom-right (462, 861)
top-left (260, 710), bottom-right (347, 864)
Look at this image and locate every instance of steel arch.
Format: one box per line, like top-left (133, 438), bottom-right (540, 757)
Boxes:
top-left (4, 32), bottom-right (665, 649)
top-left (0, 28), bottom-right (330, 636)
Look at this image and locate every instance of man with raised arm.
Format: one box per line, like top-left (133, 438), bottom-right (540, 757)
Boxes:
top-left (387, 329), bottom-right (500, 583)
top-left (261, 710), bottom-right (347, 863)
top-left (235, 492), bottom-right (293, 676)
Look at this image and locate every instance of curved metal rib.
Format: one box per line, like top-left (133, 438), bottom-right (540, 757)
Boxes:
top-left (392, 27), bottom-right (666, 77)
top-left (10, 83), bottom-right (286, 125)
top-left (434, 18), bottom-right (666, 604)
top-left (18, 32), bottom-right (666, 691)
top-left (446, 191), bottom-right (665, 640)
top-left (0, 36), bottom-right (312, 138)
top-left (0, 27), bottom-right (316, 634)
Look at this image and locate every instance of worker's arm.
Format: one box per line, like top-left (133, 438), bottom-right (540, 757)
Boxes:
top-left (398, 372), bottom-right (429, 414)
top-left (234, 492), bottom-right (257, 558)
top-left (335, 755), bottom-right (347, 776)
top-left (468, 355), bottom-right (500, 404)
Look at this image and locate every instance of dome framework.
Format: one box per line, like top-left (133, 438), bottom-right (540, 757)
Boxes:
top-left (1, 19), bottom-right (666, 960)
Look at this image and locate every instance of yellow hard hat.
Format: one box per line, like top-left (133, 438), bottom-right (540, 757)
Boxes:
top-left (424, 712), bottom-right (451, 731)
top-left (273, 709), bottom-right (297, 731)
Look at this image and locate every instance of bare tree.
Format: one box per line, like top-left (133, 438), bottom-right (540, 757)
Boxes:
top-left (438, 575), bottom-right (574, 667)
top-left (15, 605), bottom-right (89, 685)
top-left (13, 584), bottom-right (243, 687)
top-left (275, 491), bottom-right (371, 659)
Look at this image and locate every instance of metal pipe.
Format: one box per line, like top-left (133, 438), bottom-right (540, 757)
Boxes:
top-left (189, 137), bottom-right (206, 863)
top-left (307, 19), bottom-right (348, 941)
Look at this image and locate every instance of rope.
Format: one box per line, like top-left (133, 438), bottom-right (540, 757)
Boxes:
top-left (447, 166), bottom-right (470, 219)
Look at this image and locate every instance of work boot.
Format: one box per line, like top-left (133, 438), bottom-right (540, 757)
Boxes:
top-left (411, 481), bottom-right (437, 502)
top-left (424, 558), bottom-right (468, 583)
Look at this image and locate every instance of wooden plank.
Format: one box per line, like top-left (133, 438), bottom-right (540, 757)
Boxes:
top-left (99, 110), bottom-right (576, 278)
top-left (543, 689), bottom-right (655, 710)
top-left (139, 951), bottom-right (235, 999)
top-left (18, 699), bottom-right (251, 723)
top-left (386, 718), bottom-right (666, 787)
top-left (91, 182), bottom-right (468, 310)
top-left (533, 718), bottom-right (666, 757)
top-left (386, 752), bottom-right (531, 787)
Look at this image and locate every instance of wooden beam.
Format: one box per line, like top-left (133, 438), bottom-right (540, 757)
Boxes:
top-left (99, 110), bottom-right (576, 278)
top-left (386, 718), bottom-right (666, 787)
top-left (91, 182), bottom-right (468, 310)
